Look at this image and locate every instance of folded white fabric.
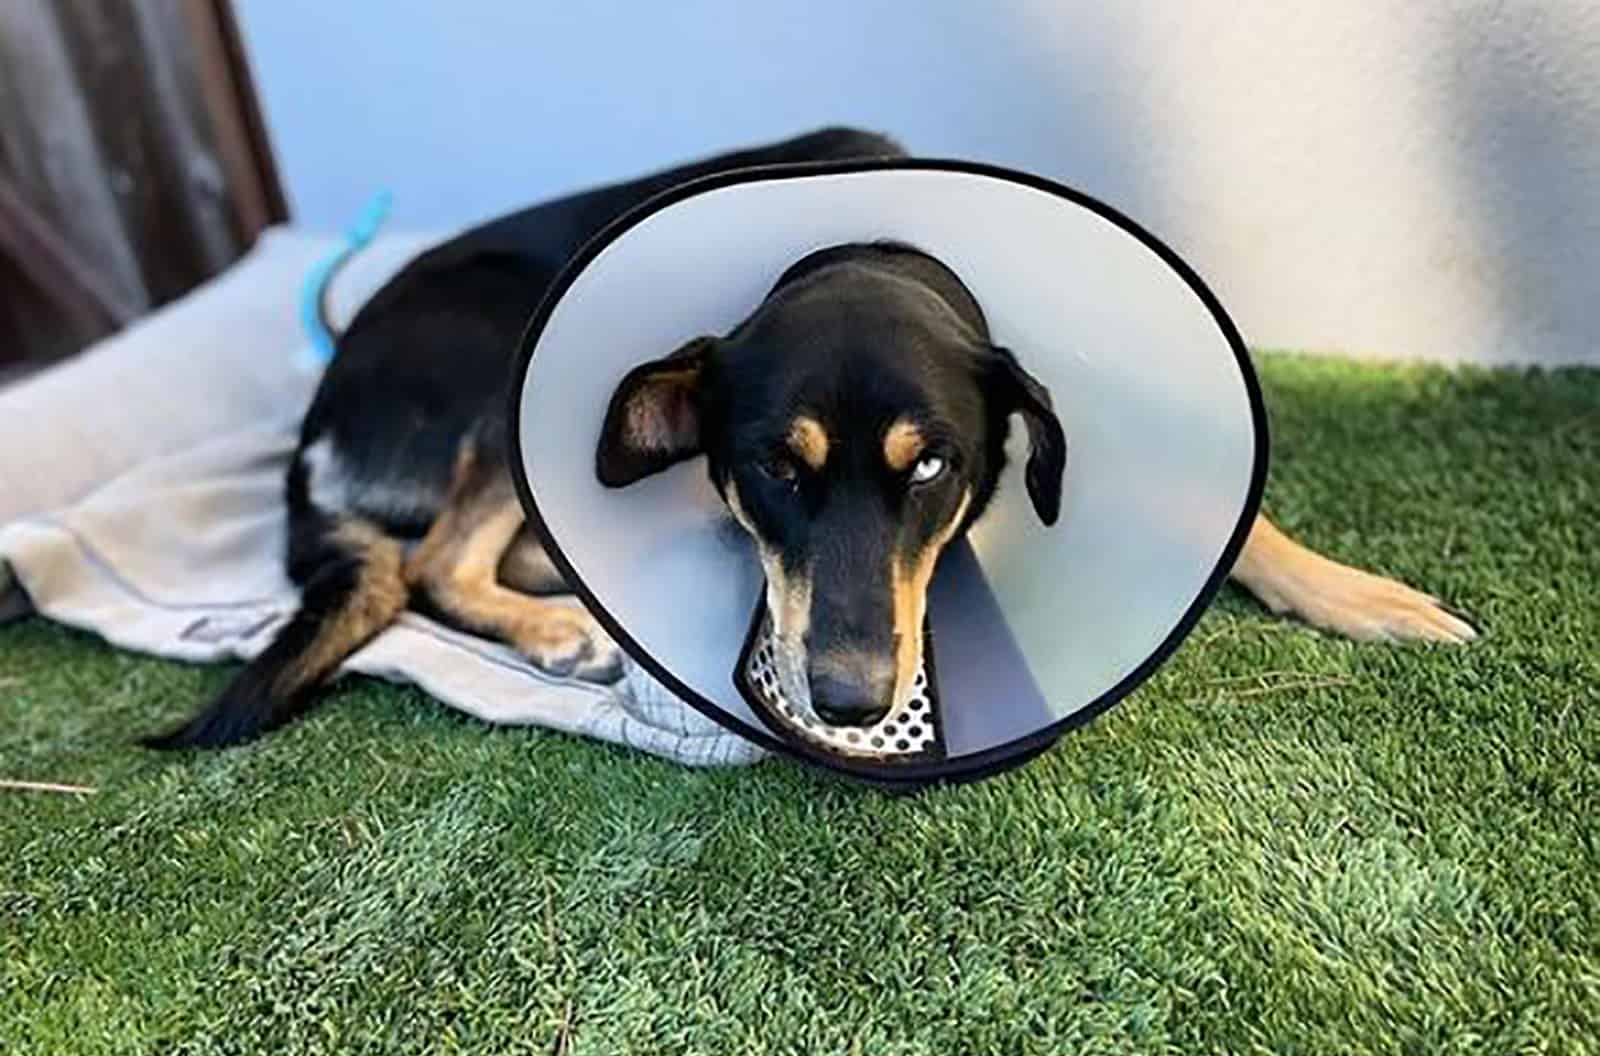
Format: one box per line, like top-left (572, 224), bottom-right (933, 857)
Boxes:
top-left (0, 227), bottom-right (765, 769)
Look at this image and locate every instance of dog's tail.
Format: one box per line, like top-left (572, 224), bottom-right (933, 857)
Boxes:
top-left (142, 518), bottom-right (407, 749)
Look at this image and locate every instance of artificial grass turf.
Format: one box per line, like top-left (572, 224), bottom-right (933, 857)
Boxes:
top-left (1, 353), bottom-right (1596, 1055)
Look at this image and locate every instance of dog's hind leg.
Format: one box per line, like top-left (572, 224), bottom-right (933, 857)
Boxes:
top-left (405, 443), bottom-right (621, 682)
top-left (143, 516), bottom-right (409, 748)
top-left (1230, 514), bottom-right (1477, 643)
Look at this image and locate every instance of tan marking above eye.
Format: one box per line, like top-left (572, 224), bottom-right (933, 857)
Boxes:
top-left (883, 419), bottom-right (925, 472)
top-left (787, 416), bottom-right (829, 471)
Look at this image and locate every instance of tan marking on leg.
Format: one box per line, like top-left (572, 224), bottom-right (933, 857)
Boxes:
top-left (1231, 514), bottom-right (1477, 643)
top-left (787, 416), bottom-right (829, 472)
top-left (275, 518), bottom-right (407, 694)
top-left (883, 418), bottom-right (925, 472)
top-left (406, 449), bottom-right (620, 680)
top-left (890, 489), bottom-right (972, 701)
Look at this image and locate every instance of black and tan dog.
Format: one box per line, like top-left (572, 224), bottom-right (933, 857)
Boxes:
top-left (145, 128), bottom-right (1475, 748)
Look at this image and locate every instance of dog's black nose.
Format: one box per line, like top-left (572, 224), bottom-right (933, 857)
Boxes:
top-left (809, 664), bottom-right (894, 728)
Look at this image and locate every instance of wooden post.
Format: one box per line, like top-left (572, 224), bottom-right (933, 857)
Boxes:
top-left (0, 0), bottom-right (287, 369)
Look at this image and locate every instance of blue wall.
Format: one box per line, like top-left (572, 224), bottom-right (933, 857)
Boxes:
top-left (235, 0), bottom-right (1600, 366)
top-left (235, 1), bottom-right (1138, 233)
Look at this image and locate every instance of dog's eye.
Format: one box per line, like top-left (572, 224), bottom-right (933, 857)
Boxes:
top-left (910, 455), bottom-right (946, 485)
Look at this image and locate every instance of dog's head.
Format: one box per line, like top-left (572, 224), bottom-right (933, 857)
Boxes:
top-left (596, 243), bottom-right (1064, 726)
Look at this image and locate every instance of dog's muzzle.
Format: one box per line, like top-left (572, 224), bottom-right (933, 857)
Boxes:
top-left (737, 600), bottom-right (946, 763)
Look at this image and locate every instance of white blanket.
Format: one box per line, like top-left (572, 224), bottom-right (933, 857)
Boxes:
top-left (0, 227), bottom-right (764, 768)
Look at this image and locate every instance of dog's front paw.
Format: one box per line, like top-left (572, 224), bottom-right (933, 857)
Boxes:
top-left (1254, 557), bottom-right (1478, 644)
top-left (515, 608), bottom-right (624, 683)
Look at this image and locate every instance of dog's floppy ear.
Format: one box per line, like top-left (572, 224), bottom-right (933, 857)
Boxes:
top-left (985, 345), bottom-right (1067, 525)
top-left (596, 336), bottom-right (716, 487)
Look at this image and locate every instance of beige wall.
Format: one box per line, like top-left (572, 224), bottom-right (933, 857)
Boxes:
top-left (1054, 2), bottom-right (1600, 367)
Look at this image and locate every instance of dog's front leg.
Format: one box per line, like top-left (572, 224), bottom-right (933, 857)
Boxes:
top-left (1229, 514), bottom-right (1477, 643)
top-left (404, 444), bottom-right (622, 682)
